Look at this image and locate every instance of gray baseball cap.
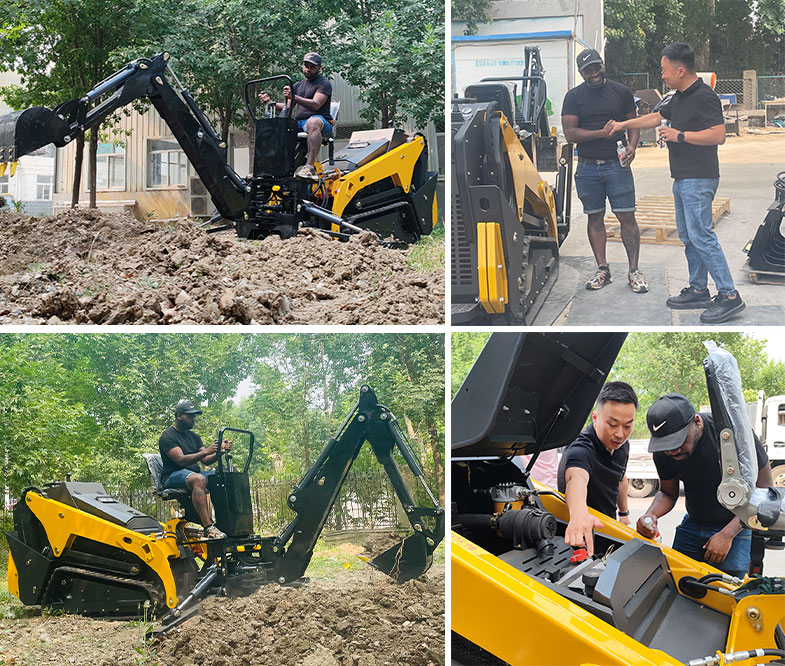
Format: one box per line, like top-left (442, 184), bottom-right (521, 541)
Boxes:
top-left (577, 48), bottom-right (603, 72)
top-left (646, 393), bottom-right (696, 453)
top-left (303, 52), bottom-right (322, 65)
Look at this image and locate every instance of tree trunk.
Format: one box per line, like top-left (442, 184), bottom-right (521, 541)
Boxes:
top-left (88, 129), bottom-right (99, 209)
top-left (71, 135), bottom-right (85, 208)
top-left (426, 418), bottom-right (445, 506)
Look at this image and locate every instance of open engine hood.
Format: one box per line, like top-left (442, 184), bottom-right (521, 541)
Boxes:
top-left (452, 332), bottom-right (627, 457)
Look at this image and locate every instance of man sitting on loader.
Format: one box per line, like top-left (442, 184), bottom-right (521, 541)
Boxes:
top-left (159, 400), bottom-right (232, 539)
top-left (258, 51), bottom-right (333, 179)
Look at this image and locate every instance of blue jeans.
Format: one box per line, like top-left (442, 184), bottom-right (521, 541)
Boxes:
top-left (163, 468), bottom-right (215, 490)
top-left (297, 115), bottom-right (333, 136)
top-left (672, 178), bottom-right (735, 295)
top-left (574, 160), bottom-right (636, 214)
top-left (672, 514), bottom-right (751, 578)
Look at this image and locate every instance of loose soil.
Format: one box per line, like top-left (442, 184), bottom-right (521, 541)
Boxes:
top-left (1, 557), bottom-right (445, 666)
top-left (0, 210), bottom-right (444, 325)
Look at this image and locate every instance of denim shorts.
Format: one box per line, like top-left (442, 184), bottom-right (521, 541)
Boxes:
top-left (297, 115), bottom-right (333, 136)
top-left (672, 514), bottom-right (752, 577)
top-left (163, 468), bottom-right (215, 490)
top-left (574, 160), bottom-right (636, 214)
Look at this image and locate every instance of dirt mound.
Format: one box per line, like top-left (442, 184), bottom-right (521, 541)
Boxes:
top-left (156, 565), bottom-right (445, 666)
top-left (0, 564), bottom-right (444, 665)
top-left (0, 209), bottom-right (444, 325)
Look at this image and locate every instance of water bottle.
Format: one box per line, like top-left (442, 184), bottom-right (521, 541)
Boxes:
top-left (658, 119), bottom-right (668, 148)
top-left (643, 516), bottom-right (662, 543)
top-left (616, 140), bottom-right (626, 167)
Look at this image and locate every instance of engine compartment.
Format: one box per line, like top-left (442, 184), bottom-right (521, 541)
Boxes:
top-left (452, 459), bottom-right (744, 665)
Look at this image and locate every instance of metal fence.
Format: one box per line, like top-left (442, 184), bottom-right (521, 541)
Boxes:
top-left (715, 78), bottom-right (745, 105)
top-left (610, 73), bottom-right (651, 92)
top-left (0, 471), bottom-right (405, 537)
top-left (759, 75), bottom-right (785, 106)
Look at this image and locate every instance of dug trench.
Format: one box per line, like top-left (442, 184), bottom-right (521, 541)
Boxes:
top-left (0, 209), bottom-right (444, 325)
top-left (0, 554), bottom-right (445, 665)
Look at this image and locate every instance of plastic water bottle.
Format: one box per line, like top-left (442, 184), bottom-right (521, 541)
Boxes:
top-left (643, 516), bottom-right (662, 542)
top-left (616, 140), bottom-right (626, 167)
top-left (658, 119), bottom-right (668, 148)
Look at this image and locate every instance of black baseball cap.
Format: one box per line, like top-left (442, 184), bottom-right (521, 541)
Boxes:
top-left (303, 52), bottom-right (322, 65)
top-left (646, 393), bottom-right (696, 453)
top-left (175, 400), bottom-right (202, 415)
top-left (577, 48), bottom-right (603, 72)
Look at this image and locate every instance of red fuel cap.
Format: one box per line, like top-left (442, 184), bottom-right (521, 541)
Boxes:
top-left (570, 548), bottom-right (589, 563)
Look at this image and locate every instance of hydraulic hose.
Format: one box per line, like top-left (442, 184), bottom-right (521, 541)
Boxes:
top-left (688, 648), bottom-right (785, 665)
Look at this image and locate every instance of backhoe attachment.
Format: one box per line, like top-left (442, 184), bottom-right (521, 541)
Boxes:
top-left (273, 385), bottom-right (444, 583)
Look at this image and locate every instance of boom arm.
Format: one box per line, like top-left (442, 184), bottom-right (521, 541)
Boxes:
top-left (272, 385), bottom-right (444, 583)
top-left (0, 53), bottom-right (251, 221)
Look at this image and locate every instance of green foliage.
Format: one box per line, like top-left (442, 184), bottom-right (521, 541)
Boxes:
top-left (452, 0), bottom-right (494, 36)
top-left (335, 0), bottom-right (445, 127)
top-left (1, 334), bottom-right (444, 500)
top-left (450, 332), bottom-right (490, 396)
top-left (405, 226), bottom-right (445, 274)
top-left (604, 0), bottom-right (785, 78)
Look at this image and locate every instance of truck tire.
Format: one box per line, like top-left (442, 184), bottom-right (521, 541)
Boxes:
top-left (772, 464), bottom-right (785, 488)
top-left (628, 478), bottom-right (657, 498)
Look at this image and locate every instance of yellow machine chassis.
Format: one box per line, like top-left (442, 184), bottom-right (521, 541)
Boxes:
top-left (452, 486), bottom-right (785, 666)
top-left (15, 491), bottom-right (183, 609)
top-left (328, 135), bottom-right (427, 232)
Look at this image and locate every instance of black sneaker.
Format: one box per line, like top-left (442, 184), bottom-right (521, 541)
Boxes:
top-left (700, 291), bottom-right (746, 324)
top-left (666, 286), bottom-right (713, 309)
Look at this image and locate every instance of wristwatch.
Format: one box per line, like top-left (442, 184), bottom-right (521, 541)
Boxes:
top-left (617, 510), bottom-right (629, 517)
top-left (677, 131), bottom-right (686, 143)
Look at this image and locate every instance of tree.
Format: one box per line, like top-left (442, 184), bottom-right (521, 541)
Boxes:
top-left (452, 0), bottom-right (493, 36)
top-left (335, 0), bottom-right (445, 128)
top-left (0, 0), bottom-right (137, 208)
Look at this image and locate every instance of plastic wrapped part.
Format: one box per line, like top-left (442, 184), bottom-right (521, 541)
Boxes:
top-left (702, 341), bottom-right (757, 490)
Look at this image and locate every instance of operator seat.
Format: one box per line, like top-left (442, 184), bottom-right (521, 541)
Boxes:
top-left (296, 100), bottom-right (340, 166)
top-left (142, 452), bottom-right (201, 524)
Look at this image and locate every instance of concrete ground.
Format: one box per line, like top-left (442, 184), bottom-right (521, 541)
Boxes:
top-left (627, 492), bottom-right (785, 576)
top-left (533, 130), bottom-right (785, 326)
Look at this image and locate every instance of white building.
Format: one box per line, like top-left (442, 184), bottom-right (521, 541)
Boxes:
top-left (0, 71), bottom-right (56, 215)
top-left (452, 0), bottom-right (605, 136)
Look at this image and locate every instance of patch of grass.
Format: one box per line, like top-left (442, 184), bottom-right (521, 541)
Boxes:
top-left (306, 540), bottom-right (366, 579)
top-left (406, 224), bottom-right (445, 274)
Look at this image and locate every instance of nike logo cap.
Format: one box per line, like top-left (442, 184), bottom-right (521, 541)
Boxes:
top-left (646, 393), bottom-right (695, 453)
top-left (577, 48), bottom-right (603, 72)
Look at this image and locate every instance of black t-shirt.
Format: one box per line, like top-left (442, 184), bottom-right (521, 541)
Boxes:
top-left (158, 426), bottom-right (205, 482)
top-left (656, 79), bottom-right (724, 179)
top-left (653, 413), bottom-right (768, 526)
top-left (293, 75), bottom-right (332, 121)
top-left (562, 79), bottom-right (636, 160)
top-left (557, 423), bottom-right (630, 519)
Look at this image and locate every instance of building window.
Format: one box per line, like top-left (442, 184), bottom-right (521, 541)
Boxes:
top-left (147, 138), bottom-right (187, 188)
top-left (96, 142), bottom-right (125, 190)
top-left (0, 175), bottom-right (8, 192)
top-left (36, 175), bottom-right (52, 200)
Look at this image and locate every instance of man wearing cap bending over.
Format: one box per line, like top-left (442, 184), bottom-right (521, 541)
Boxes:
top-left (638, 394), bottom-right (772, 577)
top-left (159, 401), bottom-right (233, 540)
top-left (557, 381), bottom-right (637, 556)
top-left (561, 49), bottom-right (648, 295)
top-left (258, 52), bottom-right (333, 178)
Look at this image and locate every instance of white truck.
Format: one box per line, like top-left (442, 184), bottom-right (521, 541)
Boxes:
top-left (625, 394), bottom-right (785, 497)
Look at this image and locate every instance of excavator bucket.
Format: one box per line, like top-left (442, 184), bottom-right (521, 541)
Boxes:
top-left (368, 532), bottom-right (434, 583)
top-left (0, 107), bottom-right (71, 164)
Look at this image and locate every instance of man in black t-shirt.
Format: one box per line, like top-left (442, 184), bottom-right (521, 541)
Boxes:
top-left (558, 381), bottom-right (637, 556)
top-left (258, 52), bottom-right (334, 178)
top-left (637, 394), bottom-right (772, 577)
top-left (158, 400), bottom-right (232, 539)
top-left (609, 42), bottom-right (744, 324)
top-left (562, 49), bottom-right (648, 295)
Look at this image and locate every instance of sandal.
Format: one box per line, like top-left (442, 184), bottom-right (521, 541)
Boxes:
top-left (628, 269), bottom-right (649, 293)
top-left (585, 266), bottom-right (612, 290)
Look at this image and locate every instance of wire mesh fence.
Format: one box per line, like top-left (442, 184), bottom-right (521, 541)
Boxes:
top-left (1, 471), bottom-right (410, 538)
top-left (759, 75), bottom-right (785, 106)
top-left (608, 73), bottom-right (651, 92)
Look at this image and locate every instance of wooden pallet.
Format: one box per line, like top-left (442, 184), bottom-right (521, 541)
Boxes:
top-left (605, 196), bottom-right (731, 246)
